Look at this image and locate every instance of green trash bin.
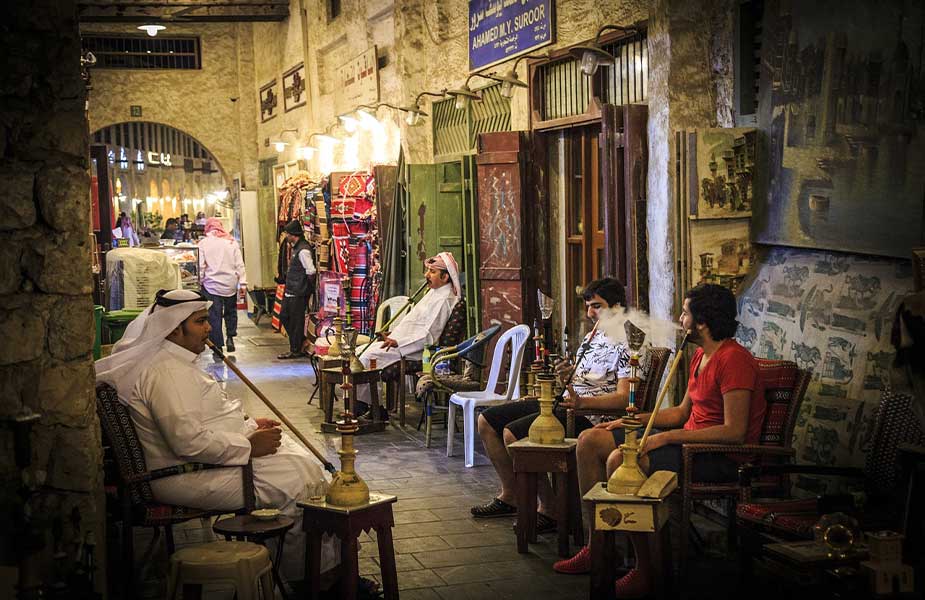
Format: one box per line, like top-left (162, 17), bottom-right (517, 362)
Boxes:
top-left (102, 309), bottom-right (143, 344)
top-left (93, 305), bottom-right (104, 359)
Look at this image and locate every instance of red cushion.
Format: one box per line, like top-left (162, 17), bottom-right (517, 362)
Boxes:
top-left (737, 498), bottom-right (818, 538)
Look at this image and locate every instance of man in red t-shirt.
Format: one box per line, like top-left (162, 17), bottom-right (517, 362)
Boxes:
top-left (555, 283), bottom-right (765, 595)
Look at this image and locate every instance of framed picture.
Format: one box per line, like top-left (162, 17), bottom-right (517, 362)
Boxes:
top-left (283, 63), bottom-right (306, 112)
top-left (259, 80), bottom-right (278, 122)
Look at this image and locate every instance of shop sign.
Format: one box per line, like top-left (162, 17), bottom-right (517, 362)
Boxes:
top-left (147, 151), bottom-right (172, 167)
top-left (468, 0), bottom-right (554, 71)
top-left (336, 47), bottom-right (379, 115)
top-left (130, 105), bottom-right (143, 117)
top-left (136, 150), bottom-right (145, 172)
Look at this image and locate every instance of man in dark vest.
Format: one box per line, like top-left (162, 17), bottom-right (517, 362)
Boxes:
top-left (278, 219), bottom-right (315, 359)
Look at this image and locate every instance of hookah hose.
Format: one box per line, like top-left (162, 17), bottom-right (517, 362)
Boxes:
top-left (553, 321), bottom-right (599, 412)
top-left (356, 279), bottom-right (429, 357)
top-left (208, 341), bottom-right (336, 474)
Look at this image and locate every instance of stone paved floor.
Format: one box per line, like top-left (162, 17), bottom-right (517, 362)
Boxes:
top-left (134, 315), bottom-right (593, 599)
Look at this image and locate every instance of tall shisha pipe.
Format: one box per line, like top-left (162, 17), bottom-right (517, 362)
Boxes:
top-left (356, 280), bottom-right (429, 358)
top-left (553, 321), bottom-right (599, 412)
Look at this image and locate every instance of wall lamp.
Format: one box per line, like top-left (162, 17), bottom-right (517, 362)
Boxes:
top-left (489, 53), bottom-right (548, 98)
top-left (447, 74), bottom-right (502, 110)
top-left (568, 24), bottom-right (638, 76)
top-left (137, 24), bottom-right (166, 37)
top-left (272, 128), bottom-right (299, 152)
top-left (396, 91), bottom-right (444, 125)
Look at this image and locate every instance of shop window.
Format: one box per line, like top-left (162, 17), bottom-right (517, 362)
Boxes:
top-left (81, 35), bottom-right (201, 70)
top-left (735, 0), bottom-right (764, 125)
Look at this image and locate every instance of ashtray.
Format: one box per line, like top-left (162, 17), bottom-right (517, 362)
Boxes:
top-left (251, 508), bottom-right (281, 521)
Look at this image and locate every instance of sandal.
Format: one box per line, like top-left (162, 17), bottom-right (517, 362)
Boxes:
top-left (470, 497), bottom-right (517, 518)
top-left (277, 351), bottom-right (302, 359)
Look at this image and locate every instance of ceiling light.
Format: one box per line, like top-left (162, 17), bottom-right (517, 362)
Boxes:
top-left (137, 24), bottom-right (166, 37)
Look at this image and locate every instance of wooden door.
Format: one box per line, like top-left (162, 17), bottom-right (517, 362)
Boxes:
top-left (563, 125), bottom-right (605, 341)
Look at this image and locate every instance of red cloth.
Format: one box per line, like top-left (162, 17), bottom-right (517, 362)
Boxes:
top-left (683, 339), bottom-right (766, 445)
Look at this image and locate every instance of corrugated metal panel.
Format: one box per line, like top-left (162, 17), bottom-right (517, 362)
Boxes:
top-left (432, 97), bottom-right (468, 158)
top-left (471, 84), bottom-right (511, 148)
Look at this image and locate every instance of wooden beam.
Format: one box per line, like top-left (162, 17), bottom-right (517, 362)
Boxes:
top-left (77, 1), bottom-right (289, 22)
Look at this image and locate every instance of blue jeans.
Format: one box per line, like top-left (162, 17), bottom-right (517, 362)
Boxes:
top-left (203, 290), bottom-right (238, 349)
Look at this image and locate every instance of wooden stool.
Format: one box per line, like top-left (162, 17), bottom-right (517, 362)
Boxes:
top-left (167, 540), bottom-right (275, 600)
top-left (213, 514), bottom-right (295, 599)
top-left (509, 438), bottom-right (584, 557)
top-left (321, 366), bottom-right (386, 434)
top-left (584, 483), bottom-right (673, 600)
top-left (299, 493), bottom-right (399, 600)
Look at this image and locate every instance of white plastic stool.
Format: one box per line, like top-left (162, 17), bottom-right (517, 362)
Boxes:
top-left (447, 324), bottom-right (531, 467)
top-left (167, 540), bottom-right (275, 600)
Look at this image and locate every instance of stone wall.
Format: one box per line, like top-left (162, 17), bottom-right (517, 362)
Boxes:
top-left (83, 21), bottom-right (259, 189)
top-left (1, 0), bottom-right (103, 594)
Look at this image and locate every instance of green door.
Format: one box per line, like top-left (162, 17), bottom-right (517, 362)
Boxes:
top-left (406, 160), bottom-right (480, 335)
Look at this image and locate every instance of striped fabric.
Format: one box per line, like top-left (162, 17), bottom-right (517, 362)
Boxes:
top-left (270, 284), bottom-right (285, 331)
top-left (755, 359), bottom-right (804, 446)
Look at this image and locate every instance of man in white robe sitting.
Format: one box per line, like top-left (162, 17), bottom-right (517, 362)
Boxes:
top-left (94, 289), bottom-right (338, 581)
top-left (354, 252), bottom-right (461, 417)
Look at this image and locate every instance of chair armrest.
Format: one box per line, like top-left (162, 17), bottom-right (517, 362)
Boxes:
top-left (125, 461), bottom-right (257, 512)
top-left (682, 443), bottom-right (796, 458)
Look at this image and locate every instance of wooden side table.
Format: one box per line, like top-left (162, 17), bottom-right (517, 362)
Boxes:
top-left (584, 483), bottom-right (673, 600)
top-left (509, 438), bottom-right (584, 557)
top-left (320, 366), bottom-right (386, 434)
top-left (317, 356), bottom-right (343, 412)
top-left (298, 493), bottom-right (399, 600)
top-left (212, 514), bottom-right (295, 599)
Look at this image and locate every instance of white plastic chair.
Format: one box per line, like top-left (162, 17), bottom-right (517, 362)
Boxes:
top-left (447, 324), bottom-right (531, 467)
top-left (374, 295), bottom-right (410, 332)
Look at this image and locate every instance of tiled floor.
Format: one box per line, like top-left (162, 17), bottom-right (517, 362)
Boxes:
top-left (133, 316), bottom-right (594, 599)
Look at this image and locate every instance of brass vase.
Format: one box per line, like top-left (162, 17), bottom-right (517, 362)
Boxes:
top-left (343, 326), bottom-right (365, 373)
top-left (528, 373), bottom-right (565, 444)
top-left (325, 414), bottom-right (370, 507)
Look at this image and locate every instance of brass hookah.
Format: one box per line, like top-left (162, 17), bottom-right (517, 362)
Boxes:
top-left (325, 349), bottom-right (370, 506)
top-left (607, 321), bottom-right (648, 494)
top-left (326, 315), bottom-right (344, 357)
top-left (342, 325), bottom-right (365, 373)
top-left (528, 372), bottom-right (565, 444)
top-left (607, 325), bottom-right (691, 494)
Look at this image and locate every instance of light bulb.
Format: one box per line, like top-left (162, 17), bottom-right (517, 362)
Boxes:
top-left (297, 146), bottom-right (315, 160)
top-left (580, 51), bottom-right (601, 76)
top-left (501, 81), bottom-right (514, 98)
top-left (274, 141), bottom-right (286, 152)
top-left (455, 95), bottom-right (469, 110)
top-left (405, 111), bottom-right (420, 126)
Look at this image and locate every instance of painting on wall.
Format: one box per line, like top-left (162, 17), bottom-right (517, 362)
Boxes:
top-left (735, 246), bottom-right (914, 493)
top-left (283, 63), bottom-right (306, 112)
top-left (259, 80), bottom-right (277, 122)
top-left (689, 128), bottom-right (758, 219)
top-left (753, 0), bottom-right (925, 258)
top-left (689, 218), bottom-right (754, 293)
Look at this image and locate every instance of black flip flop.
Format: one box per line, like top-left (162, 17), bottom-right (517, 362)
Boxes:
top-left (470, 497), bottom-right (517, 518)
top-left (277, 351), bottom-right (301, 359)
top-left (511, 513), bottom-right (557, 534)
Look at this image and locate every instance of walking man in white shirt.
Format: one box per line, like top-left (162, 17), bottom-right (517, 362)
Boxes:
top-left (278, 219), bottom-right (316, 359)
top-left (197, 218), bottom-right (246, 359)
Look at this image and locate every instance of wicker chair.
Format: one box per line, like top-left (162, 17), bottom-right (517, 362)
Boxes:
top-left (678, 359), bottom-right (811, 574)
top-left (380, 297), bottom-right (469, 425)
top-left (96, 383), bottom-right (256, 594)
top-left (564, 346), bottom-right (671, 437)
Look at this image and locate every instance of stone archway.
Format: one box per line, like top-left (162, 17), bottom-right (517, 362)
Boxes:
top-left (91, 122), bottom-right (230, 230)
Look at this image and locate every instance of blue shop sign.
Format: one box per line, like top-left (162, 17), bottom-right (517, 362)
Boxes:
top-left (469, 0), bottom-right (554, 72)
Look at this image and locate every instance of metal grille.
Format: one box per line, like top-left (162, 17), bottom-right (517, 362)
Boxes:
top-left (471, 84), bottom-right (511, 147)
top-left (538, 58), bottom-right (591, 120)
top-left (602, 34), bottom-right (648, 105)
top-left (432, 83), bottom-right (510, 158)
top-left (82, 35), bottom-right (201, 70)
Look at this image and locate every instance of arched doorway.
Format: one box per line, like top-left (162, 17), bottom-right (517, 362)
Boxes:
top-left (89, 122), bottom-right (230, 238)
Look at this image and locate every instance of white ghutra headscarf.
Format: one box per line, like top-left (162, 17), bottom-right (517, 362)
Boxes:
top-left (95, 289), bottom-right (212, 405)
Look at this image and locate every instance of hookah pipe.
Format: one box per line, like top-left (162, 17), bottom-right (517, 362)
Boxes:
top-left (356, 279), bottom-right (429, 357)
top-left (553, 320), bottom-right (600, 412)
top-left (638, 330), bottom-right (691, 451)
top-left (208, 341), bottom-right (337, 474)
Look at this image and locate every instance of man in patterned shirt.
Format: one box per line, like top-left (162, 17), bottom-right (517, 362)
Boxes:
top-left (469, 278), bottom-right (642, 531)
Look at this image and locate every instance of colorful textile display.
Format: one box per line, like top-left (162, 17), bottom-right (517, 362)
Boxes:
top-left (270, 284), bottom-right (285, 331)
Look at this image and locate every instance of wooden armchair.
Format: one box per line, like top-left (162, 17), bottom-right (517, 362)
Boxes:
top-left (678, 359), bottom-right (811, 572)
top-left (96, 383), bottom-right (255, 594)
top-left (380, 297), bottom-right (469, 425)
top-left (564, 346), bottom-right (671, 437)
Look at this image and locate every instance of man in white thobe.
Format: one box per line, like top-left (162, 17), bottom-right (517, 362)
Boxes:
top-left (95, 289), bottom-right (337, 579)
top-left (354, 252), bottom-right (461, 415)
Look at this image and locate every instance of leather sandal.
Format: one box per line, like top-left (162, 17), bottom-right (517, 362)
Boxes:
top-left (470, 497), bottom-right (517, 518)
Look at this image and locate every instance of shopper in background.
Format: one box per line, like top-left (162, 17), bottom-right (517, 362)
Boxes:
top-left (161, 218), bottom-right (181, 242)
top-left (117, 212), bottom-right (140, 247)
top-left (277, 219), bottom-right (315, 359)
top-left (194, 211), bottom-right (207, 226)
top-left (198, 217), bottom-right (246, 359)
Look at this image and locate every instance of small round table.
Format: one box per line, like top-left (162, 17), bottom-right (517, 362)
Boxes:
top-left (213, 514), bottom-right (295, 599)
